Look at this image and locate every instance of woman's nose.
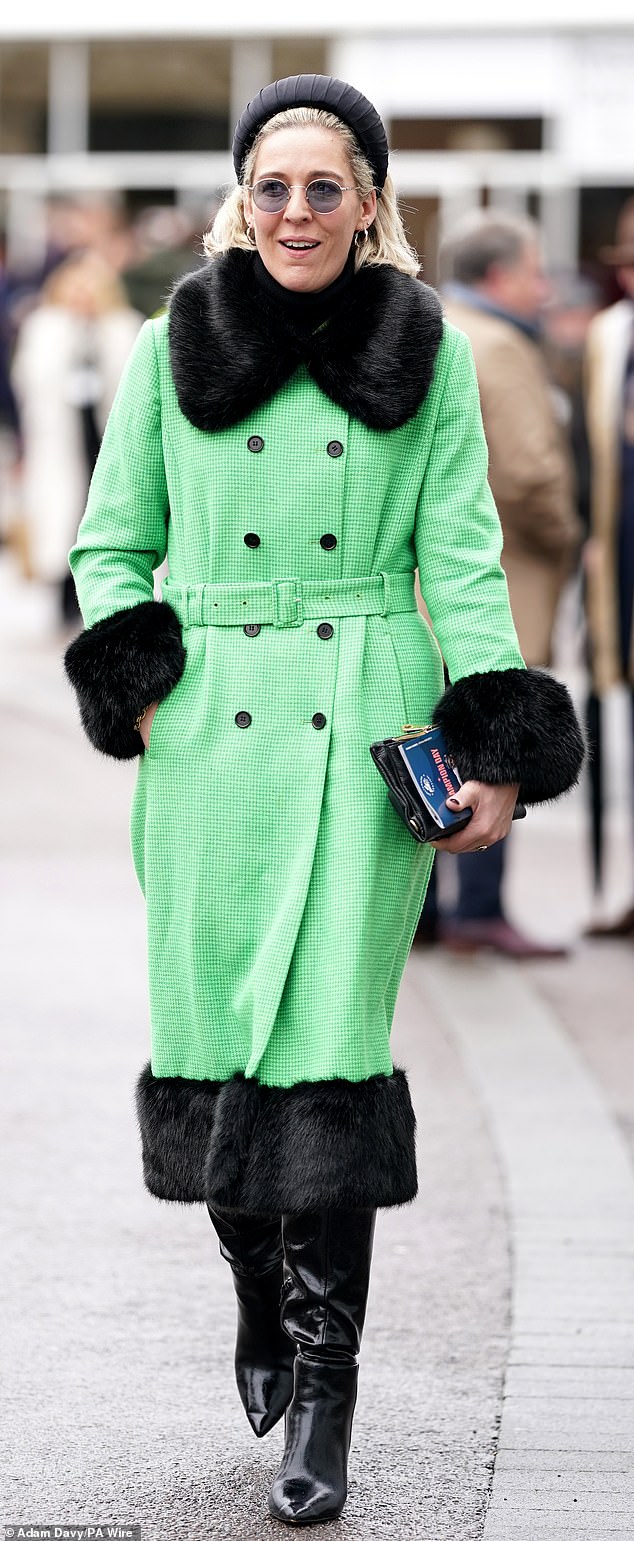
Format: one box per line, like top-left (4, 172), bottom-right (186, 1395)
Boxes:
top-left (284, 186), bottom-right (311, 220)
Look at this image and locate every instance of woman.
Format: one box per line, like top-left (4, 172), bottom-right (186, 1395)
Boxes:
top-left (12, 251), bottom-right (142, 621)
top-left (64, 75), bottom-right (583, 1526)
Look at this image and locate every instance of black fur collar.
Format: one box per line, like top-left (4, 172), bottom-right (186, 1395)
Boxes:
top-left (168, 249), bottom-right (444, 433)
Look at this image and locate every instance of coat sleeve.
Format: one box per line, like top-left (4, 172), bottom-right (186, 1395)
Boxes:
top-left (64, 319), bottom-right (185, 760)
top-left (415, 326), bottom-right (584, 805)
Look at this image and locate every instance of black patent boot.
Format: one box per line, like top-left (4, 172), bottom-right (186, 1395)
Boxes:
top-left (207, 1203), bottom-right (296, 1437)
top-left (268, 1207), bottom-right (376, 1526)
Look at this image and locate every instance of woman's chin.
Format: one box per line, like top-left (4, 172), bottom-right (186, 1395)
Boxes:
top-left (273, 260), bottom-right (321, 288)
top-left (265, 254), bottom-right (341, 293)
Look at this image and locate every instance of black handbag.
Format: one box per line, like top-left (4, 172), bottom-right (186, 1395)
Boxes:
top-left (369, 724), bottom-right (526, 844)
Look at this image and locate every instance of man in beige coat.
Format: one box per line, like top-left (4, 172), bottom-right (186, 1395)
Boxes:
top-left (583, 198), bottom-right (634, 937)
top-left (418, 210), bottom-right (581, 954)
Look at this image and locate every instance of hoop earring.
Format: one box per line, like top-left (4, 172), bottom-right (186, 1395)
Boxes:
top-left (354, 227), bottom-right (369, 246)
top-left (246, 224), bottom-right (257, 247)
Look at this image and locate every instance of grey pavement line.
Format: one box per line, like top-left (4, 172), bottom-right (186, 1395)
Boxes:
top-left (413, 954), bottom-right (634, 1538)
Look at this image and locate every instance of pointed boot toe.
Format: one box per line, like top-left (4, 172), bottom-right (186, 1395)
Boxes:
top-left (239, 1361), bottom-right (295, 1437)
top-left (268, 1473), bottom-right (342, 1526)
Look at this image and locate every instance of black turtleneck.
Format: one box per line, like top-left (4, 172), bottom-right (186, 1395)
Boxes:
top-left (252, 247), bottom-right (356, 334)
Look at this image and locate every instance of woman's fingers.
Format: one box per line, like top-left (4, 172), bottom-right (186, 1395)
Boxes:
top-left (429, 780), bottom-right (520, 854)
top-left (139, 701), bottom-right (159, 750)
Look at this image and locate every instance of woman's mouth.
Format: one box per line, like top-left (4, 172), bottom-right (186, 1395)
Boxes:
top-left (279, 240), bottom-right (320, 252)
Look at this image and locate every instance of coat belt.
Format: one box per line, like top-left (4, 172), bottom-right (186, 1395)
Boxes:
top-left (162, 571), bottom-right (417, 628)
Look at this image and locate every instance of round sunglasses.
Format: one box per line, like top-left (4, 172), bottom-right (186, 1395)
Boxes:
top-left (248, 178), bottom-right (357, 215)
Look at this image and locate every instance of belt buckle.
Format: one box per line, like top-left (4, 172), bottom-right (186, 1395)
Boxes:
top-left (272, 578), bottom-right (303, 627)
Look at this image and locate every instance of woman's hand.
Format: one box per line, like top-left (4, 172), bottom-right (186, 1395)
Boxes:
top-left (429, 781), bottom-right (520, 855)
top-left (138, 701), bottom-right (160, 751)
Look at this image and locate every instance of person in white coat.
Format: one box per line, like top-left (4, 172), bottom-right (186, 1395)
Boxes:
top-left (11, 251), bottom-right (142, 621)
top-left (584, 197), bottom-right (634, 936)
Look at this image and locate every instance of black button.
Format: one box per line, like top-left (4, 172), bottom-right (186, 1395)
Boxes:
top-left (320, 533), bottom-right (337, 550)
top-left (312, 712), bottom-right (327, 729)
top-left (235, 711), bottom-right (252, 728)
top-left (244, 532), bottom-right (260, 547)
top-left (243, 624), bottom-right (261, 637)
top-left (247, 435), bottom-right (264, 453)
top-left (317, 623), bottom-right (334, 639)
top-left (327, 440), bottom-right (344, 458)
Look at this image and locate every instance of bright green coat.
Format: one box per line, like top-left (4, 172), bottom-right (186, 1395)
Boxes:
top-left (70, 311), bottom-right (524, 1090)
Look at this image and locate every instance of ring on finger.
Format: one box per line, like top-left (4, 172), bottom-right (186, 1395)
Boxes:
top-left (476, 844), bottom-right (488, 852)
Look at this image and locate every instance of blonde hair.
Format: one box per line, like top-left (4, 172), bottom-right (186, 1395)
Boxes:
top-left (204, 107), bottom-right (419, 278)
top-left (42, 251), bottom-right (129, 313)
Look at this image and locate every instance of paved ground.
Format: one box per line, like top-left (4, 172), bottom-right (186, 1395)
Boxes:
top-left (1, 555), bottom-right (633, 1540)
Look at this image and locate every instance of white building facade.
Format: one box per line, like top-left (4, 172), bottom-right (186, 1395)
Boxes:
top-left (1, 2), bottom-right (633, 276)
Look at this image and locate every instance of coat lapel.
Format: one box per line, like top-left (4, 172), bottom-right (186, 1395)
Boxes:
top-left (168, 249), bottom-right (444, 433)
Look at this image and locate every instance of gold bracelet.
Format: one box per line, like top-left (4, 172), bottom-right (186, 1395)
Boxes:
top-left (134, 705), bottom-right (149, 734)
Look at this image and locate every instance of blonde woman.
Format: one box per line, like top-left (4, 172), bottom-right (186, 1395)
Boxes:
top-left (65, 76), bottom-right (583, 1525)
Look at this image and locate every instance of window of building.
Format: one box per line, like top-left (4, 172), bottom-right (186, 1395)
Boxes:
top-left (0, 44), bottom-right (48, 155)
top-left (390, 119), bottom-right (543, 153)
top-left (271, 39), bottom-right (327, 80)
top-left (88, 41), bottom-right (232, 153)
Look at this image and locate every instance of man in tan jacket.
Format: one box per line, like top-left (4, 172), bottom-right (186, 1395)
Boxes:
top-left (418, 210), bottom-right (581, 955)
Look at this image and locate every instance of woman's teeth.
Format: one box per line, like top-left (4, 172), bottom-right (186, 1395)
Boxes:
top-left (281, 241), bottom-right (319, 249)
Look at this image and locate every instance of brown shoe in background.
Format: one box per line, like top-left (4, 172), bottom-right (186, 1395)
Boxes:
top-left (438, 917), bottom-right (570, 959)
top-left (584, 904), bottom-right (634, 939)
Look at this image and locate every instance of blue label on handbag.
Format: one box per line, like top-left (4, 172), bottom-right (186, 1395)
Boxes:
top-left (397, 731), bottom-right (468, 833)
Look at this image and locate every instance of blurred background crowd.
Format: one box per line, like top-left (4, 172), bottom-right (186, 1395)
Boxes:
top-left (1, 9), bottom-right (633, 950)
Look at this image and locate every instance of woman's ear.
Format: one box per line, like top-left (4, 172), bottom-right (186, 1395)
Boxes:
top-left (242, 188), bottom-right (254, 227)
top-left (359, 188), bottom-right (378, 231)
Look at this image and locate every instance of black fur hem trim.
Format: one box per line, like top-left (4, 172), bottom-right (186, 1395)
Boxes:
top-left (168, 250), bottom-right (444, 433)
top-left (135, 1062), bottom-right (417, 1212)
top-left (64, 600), bottom-right (186, 760)
top-left (434, 667), bottom-right (585, 805)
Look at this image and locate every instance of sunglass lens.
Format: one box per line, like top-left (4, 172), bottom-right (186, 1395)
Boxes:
top-left (307, 180), bottom-right (343, 212)
top-left (252, 179), bottom-right (289, 212)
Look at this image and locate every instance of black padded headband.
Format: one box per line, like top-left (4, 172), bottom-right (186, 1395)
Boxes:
top-left (232, 74), bottom-right (389, 193)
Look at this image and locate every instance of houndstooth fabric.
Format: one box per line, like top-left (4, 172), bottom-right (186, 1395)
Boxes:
top-left (70, 314), bottom-right (524, 1088)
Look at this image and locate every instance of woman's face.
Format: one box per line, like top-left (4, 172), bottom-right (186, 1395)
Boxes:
top-left (244, 125), bottom-right (377, 293)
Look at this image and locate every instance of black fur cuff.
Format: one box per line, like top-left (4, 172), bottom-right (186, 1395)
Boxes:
top-left (135, 1063), bottom-right (417, 1213)
top-left (64, 600), bottom-right (186, 760)
top-left (434, 667), bottom-right (585, 805)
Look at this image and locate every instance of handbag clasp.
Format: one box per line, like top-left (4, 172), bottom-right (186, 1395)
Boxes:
top-left (397, 723), bottom-right (433, 739)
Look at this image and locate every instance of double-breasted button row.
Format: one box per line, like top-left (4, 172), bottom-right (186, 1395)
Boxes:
top-left (242, 622), bottom-right (333, 639)
top-left (236, 708), bottom-right (326, 730)
top-left (243, 531), bottom-right (336, 549)
top-left (235, 708), bottom-right (326, 730)
top-left (246, 436), bottom-right (344, 457)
